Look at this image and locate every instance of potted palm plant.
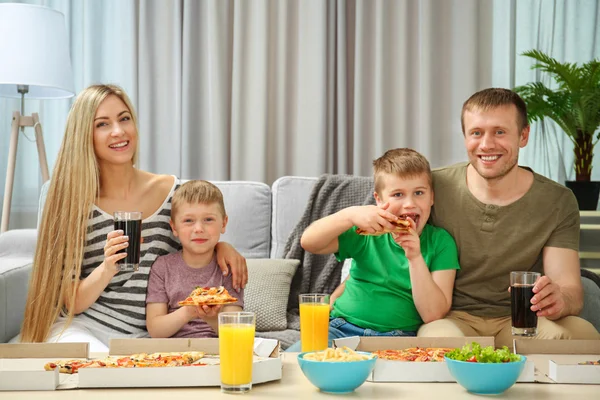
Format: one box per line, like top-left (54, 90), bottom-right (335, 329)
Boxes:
top-left (514, 49), bottom-right (600, 210)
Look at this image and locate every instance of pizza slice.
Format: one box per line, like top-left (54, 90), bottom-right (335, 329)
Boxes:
top-left (130, 351), bottom-right (205, 366)
top-left (578, 360), bottom-right (600, 365)
top-left (355, 215), bottom-right (411, 236)
top-left (44, 359), bottom-right (109, 374)
top-left (372, 349), bottom-right (416, 361)
top-left (178, 286), bottom-right (238, 306)
top-left (425, 347), bottom-right (454, 362)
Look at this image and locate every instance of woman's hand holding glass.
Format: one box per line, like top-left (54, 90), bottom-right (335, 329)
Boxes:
top-left (103, 230), bottom-right (129, 273)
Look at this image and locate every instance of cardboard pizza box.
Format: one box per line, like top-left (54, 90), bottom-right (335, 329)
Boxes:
top-left (332, 336), bottom-right (536, 383)
top-left (0, 342), bottom-right (88, 391)
top-left (76, 337), bottom-right (281, 388)
top-left (514, 339), bottom-right (600, 384)
top-left (0, 338), bottom-right (280, 390)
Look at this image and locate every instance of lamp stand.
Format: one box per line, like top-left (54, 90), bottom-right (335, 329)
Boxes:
top-left (1, 111), bottom-right (50, 233)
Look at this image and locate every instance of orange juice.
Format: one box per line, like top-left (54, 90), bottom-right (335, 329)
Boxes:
top-left (219, 323), bottom-right (255, 385)
top-left (300, 303), bottom-right (330, 352)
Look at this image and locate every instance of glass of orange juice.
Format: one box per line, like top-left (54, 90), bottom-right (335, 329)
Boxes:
top-left (218, 311), bottom-right (256, 394)
top-left (299, 293), bottom-right (330, 352)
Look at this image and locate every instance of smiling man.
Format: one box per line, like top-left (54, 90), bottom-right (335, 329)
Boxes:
top-left (418, 88), bottom-right (600, 346)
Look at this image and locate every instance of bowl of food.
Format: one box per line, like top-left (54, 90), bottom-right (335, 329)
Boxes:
top-left (297, 347), bottom-right (377, 393)
top-left (444, 342), bottom-right (526, 395)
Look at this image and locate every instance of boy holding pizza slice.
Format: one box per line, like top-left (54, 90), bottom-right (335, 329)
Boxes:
top-left (146, 180), bottom-right (243, 338)
top-left (298, 148), bottom-right (460, 345)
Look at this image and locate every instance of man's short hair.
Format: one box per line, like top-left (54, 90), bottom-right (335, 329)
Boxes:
top-left (461, 88), bottom-right (529, 133)
top-left (372, 148), bottom-right (432, 194)
top-left (171, 180), bottom-right (227, 218)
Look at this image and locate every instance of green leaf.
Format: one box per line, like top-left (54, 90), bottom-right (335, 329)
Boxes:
top-left (517, 50), bottom-right (600, 177)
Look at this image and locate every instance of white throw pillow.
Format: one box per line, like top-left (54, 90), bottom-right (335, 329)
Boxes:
top-left (244, 259), bottom-right (300, 332)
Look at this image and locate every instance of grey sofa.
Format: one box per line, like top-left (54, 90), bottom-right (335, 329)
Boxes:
top-left (0, 176), bottom-right (319, 344)
top-left (1, 176), bottom-right (599, 344)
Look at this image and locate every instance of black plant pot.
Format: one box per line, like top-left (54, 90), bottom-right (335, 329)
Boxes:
top-left (565, 181), bottom-right (600, 210)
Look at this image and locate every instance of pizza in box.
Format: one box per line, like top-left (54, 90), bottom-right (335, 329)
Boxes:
top-left (372, 347), bottom-right (454, 362)
top-left (44, 351), bottom-right (206, 374)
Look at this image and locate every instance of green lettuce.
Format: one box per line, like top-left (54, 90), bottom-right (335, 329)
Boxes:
top-left (446, 342), bottom-right (521, 363)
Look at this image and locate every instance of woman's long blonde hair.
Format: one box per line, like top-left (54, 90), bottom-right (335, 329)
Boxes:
top-left (20, 84), bottom-right (139, 343)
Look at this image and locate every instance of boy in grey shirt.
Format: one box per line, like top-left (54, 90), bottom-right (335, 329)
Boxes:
top-left (146, 180), bottom-right (244, 338)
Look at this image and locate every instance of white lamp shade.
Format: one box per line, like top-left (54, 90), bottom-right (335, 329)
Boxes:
top-left (0, 3), bottom-right (74, 99)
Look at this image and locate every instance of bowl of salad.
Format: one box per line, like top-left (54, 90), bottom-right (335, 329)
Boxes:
top-left (444, 342), bottom-right (526, 395)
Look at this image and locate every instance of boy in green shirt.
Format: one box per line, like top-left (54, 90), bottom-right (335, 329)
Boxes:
top-left (301, 148), bottom-right (460, 341)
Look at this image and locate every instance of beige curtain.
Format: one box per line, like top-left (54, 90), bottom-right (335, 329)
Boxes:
top-left (4, 0), bottom-right (600, 228)
top-left (1, 0), bottom-right (499, 228)
top-left (137, 0), bottom-right (495, 183)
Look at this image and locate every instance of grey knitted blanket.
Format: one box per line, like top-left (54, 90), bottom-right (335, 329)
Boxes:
top-left (284, 174), bottom-right (375, 330)
top-left (257, 174), bottom-right (375, 349)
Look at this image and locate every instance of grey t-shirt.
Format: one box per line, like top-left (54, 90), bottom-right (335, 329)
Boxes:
top-left (146, 251), bottom-right (244, 338)
top-left (430, 163), bottom-right (579, 317)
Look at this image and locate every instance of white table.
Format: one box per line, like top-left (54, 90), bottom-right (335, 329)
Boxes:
top-left (4, 352), bottom-right (599, 399)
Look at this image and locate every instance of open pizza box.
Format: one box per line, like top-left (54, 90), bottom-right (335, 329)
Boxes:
top-left (78, 337), bottom-right (281, 388)
top-left (333, 336), bottom-right (534, 383)
top-left (0, 342), bottom-right (88, 391)
top-left (0, 338), bottom-right (281, 391)
top-left (514, 339), bottom-right (600, 384)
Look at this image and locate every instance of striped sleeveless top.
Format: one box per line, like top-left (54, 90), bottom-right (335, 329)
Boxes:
top-left (73, 177), bottom-right (181, 334)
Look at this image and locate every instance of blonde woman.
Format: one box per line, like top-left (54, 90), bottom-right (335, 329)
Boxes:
top-left (18, 84), bottom-right (247, 352)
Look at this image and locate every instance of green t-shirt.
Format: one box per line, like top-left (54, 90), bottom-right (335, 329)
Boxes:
top-left (430, 163), bottom-right (580, 317)
top-left (331, 224), bottom-right (460, 332)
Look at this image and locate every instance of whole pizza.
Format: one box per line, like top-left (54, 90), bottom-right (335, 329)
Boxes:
top-left (44, 351), bottom-right (206, 374)
top-left (372, 347), bottom-right (454, 362)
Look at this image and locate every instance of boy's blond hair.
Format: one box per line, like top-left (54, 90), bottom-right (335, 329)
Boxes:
top-left (372, 148), bottom-right (432, 194)
top-left (171, 180), bottom-right (227, 218)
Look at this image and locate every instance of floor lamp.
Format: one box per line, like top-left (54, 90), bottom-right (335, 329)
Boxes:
top-left (0, 4), bottom-right (74, 233)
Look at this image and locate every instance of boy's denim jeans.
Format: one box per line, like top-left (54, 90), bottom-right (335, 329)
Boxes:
top-left (286, 317), bottom-right (416, 352)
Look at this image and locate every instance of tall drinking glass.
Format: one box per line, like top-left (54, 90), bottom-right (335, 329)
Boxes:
top-left (510, 271), bottom-right (541, 336)
top-left (219, 311), bottom-right (256, 394)
top-left (299, 294), bottom-right (330, 352)
top-left (113, 211), bottom-right (142, 271)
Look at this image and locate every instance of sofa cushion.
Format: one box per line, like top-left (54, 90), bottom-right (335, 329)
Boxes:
top-left (210, 181), bottom-right (272, 259)
top-left (244, 259), bottom-right (300, 332)
top-left (580, 275), bottom-right (600, 333)
top-left (0, 263), bottom-right (32, 343)
top-left (270, 176), bottom-right (317, 258)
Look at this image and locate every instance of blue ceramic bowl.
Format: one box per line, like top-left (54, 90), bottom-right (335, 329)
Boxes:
top-left (297, 351), bottom-right (377, 393)
top-left (444, 355), bottom-right (527, 395)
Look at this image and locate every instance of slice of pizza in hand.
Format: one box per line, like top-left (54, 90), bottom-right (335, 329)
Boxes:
top-left (178, 286), bottom-right (238, 306)
top-left (355, 215), bottom-right (411, 236)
